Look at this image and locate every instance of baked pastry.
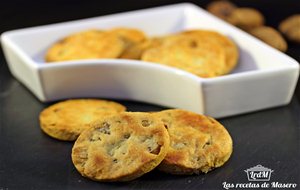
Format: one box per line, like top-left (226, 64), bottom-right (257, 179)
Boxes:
top-left (109, 27), bottom-right (148, 59)
top-left (110, 27), bottom-right (146, 43)
top-left (71, 112), bottom-right (170, 181)
top-left (45, 29), bottom-right (125, 62)
top-left (182, 30), bottom-right (239, 74)
top-left (39, 99), bottom-right (126, 141)
top-left (45, 27), bottom-right (240, 78)
top-left (155, 109), bottom-right (233, 174)
top-left (141, 33), bottom-right (226, 78)
top-left (120, 37), bottom-right (164, 60)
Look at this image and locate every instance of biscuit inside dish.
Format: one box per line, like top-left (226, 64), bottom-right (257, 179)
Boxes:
top-left (39, 99), bottom-right (126, 141)
top-left (155, 109), bottom-right (233, 174)
top-left (181, 30), bottom-right (239, 74)
top-left (71, 112), bottom-right (170, 182)
top-left (109, 28), bottom-right (147, 60)
top-left (141, 34), bottom-right (227, 78)
top-left (109, 28), bottom-right (147, 44)
top-left (120, 37), bottom-right (165, 60)
top-left (45, 29), bottom-right (125, 62)
top-left (45, 28), bottom-right (239, 77)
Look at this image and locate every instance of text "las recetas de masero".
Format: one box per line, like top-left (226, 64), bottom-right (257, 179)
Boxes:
top-left (222, 182), bottom-right (297, 189)
top-left (222, 165), bottom-right (297, 189)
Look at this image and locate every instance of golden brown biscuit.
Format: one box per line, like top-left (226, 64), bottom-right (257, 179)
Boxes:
top-left (109, 28), bottom-right (147, 59)
top-left (71, 112), bottom-right (170, 181)
top-left (39, 99), bottom-right (126, 141)
top-left (109, 28), bottom-right (146, 43)
top-left (227, 8), bottom-right (265, 31)
top-left (249, 26), bottom-right (287, 52)
top-left (119, 40), bottom-right (147, 60)
top-left (120, 37), bottom-right (165, 59)
top-left (45, 29), bottom-right (125, 62)
top-left (279, 14), bottom-right (300, 43)
top-left (141, 34), bottom-right (226, 78)
top-left (155, 109), bottom-right (233, 174)
top-left (182, 30), bottom-right (239, 74)
top-left (206, 0), bottom-right (237, 21)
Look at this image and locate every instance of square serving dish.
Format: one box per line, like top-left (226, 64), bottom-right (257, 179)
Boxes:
top-left (1, 3), bottom-right (299, 118)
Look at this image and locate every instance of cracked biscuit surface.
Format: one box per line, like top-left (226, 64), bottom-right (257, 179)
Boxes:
top-left (71, 112), bottom-right (170, 181)
top-left (155, 109), bottom-right (233, 174)
top-left (39, 99), bottom-right (126, 141)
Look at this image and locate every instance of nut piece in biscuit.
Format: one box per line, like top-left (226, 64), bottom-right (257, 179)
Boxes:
top-left (279, 14), bottom-right (300, 43)
top-left (206, 0), bottom-right (237, 21)
top-left (227, 8), bottom-right (265, 31)
top-left (249, 26), bottom-right (287, 52)
top-left (45, 29), bottom-right (125, 62)
top-left (142, 34), bottom-right (226, 78)
top-left (71, 112), bottom-right (170, 181)
top-left (39, 99), bottom-right (126, 141)
top-left (155, 109), bottom-right (233, 175)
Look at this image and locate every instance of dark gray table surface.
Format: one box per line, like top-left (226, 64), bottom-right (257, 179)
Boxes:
top-left (0, 1), bottom-right (300, 190)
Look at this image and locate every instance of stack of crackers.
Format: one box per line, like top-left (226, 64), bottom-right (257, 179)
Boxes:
top-left (40, 99), bottom-right (233, 182)
top-left (46, 28), bottom-right (239, 78)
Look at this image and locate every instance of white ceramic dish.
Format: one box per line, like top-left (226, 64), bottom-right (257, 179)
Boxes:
top-left (1, 3), bottom-right (299, 118)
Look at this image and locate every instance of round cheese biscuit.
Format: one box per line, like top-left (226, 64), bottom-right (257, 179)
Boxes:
top-left (155, 109), bottom-right (233, 174)
top-left (71, 112), bottom-right (170, 181)
top-left (120, 37), bottom-right (165, 59)
top-left (142, 34), bottom-right (226, 78)
top-left (182, 30), bottom-right (239, 74)
top-left (45, 29), bottom-right (125, 62)
top-left (109, 28), bottom-right (148, 59)
top-left (39, 99), bottom-right (126, 141)
top-left (109, 28), bottom-right (146, 43)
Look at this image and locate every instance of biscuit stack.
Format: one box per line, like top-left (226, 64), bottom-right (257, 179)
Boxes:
top-left (40, 99), bottom-right (233, 182)
top-left (45, 28), bottom-right (239, 78)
